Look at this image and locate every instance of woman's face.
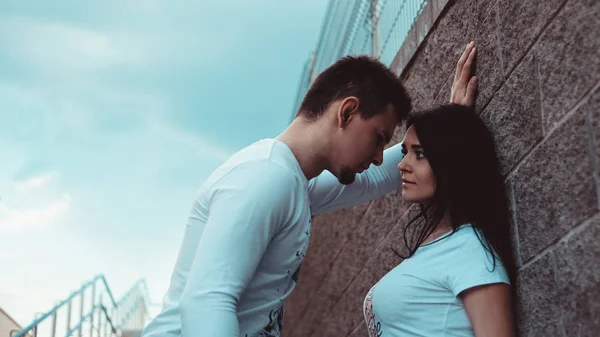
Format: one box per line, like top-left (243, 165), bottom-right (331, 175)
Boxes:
top-left (398, 125), bottom-right (436, 203)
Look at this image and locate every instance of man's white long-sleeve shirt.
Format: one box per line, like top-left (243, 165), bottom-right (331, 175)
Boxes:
top-left (141, 138), bottom-right (404, 337)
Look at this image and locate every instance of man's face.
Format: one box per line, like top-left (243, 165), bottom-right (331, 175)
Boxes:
top-left (331, 101), bottom-right (398, 185)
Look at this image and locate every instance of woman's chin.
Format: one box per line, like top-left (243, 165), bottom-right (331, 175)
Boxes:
top-left (401, 194), bottom-right (419, 203)
top-left (400, 192), bottom-right (431, 204)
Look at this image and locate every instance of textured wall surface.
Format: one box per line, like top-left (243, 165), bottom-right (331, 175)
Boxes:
top-left (283, 0), bottom-right (600, 336)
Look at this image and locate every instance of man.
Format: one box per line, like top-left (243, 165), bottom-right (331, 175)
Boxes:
top-left (141, 42), bottom-right (478, 337)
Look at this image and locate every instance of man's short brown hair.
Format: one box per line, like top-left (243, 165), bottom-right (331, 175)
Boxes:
top-left (297, 55), bottom-right (412, 122)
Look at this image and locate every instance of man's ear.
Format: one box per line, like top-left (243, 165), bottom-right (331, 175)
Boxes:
top-left (337, 97), bottom-right (360, 128)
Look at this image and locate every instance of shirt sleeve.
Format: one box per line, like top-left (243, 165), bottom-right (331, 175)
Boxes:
top-left (308, 142), bottom-right (404, 215)
top-left (179, 160), bottom-right (300, 337)
top-left (445, 233), bottom-right (511, 297)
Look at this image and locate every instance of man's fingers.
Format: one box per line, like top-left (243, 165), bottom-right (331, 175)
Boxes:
top-left (454, 41), bottom-right (474, 85)
top-left (454, 51), bottom-right (467, 85)
top-left (460, 46), bottom-right (476, 88)
top-left (465, 76), bottom-right (478, 107)
top-left (451, 41), bottom-right (477, 106)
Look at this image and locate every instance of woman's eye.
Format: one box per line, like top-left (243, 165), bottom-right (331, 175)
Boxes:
top-left (416, 151), bottom-right (426, 159)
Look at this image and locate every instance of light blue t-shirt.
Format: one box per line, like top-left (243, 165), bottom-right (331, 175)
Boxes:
top-left (141, 138), bottom-right (405, 337)
top-left (363, 224), bottom-right (510, 337)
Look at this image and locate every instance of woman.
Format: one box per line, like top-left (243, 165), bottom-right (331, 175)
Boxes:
top-left (363, 104), bottom-right (518, 337)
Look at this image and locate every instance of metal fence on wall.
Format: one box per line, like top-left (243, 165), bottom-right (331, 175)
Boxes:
top-left (292, 0), bottom-right (427, 117)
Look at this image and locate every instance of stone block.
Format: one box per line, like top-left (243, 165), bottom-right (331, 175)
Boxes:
top-left (394, 18), bottom-right (419, 76)
top-left (407, 0), bottom-right (502, 113)
top-left (300, 192), bottom-right (408, 335)
top-left (373, 234), bottom-right (405, 279)
top-left (382, 205), bottom-right (421, 266)
top-left (392, 0), bottom-right (437, 75)
top-left (283, 204), bottom-right (370, 336)
top-left (481, 53), bottom-right (543, 176)
top-left (426, 0), bottom-right (475, 75)
top-left (285, 281), bottom-right (340, 337)
top-left (432, 2), bottom-right (501, 114)
top-left (555, 215), bottom-right (600, 335)
top-left (472, 2), bottom-right (505, 113)
top-left (537, 0), bottom-right (600, 133)
top-left (281, 289), bottom-right (304, 334)
top-left (303, 213), bottom-right (339, 262)
top-left (306, 205), bottom-right (370, 284)
top-left (506, 179), bottom-right (522, 267)
top-left (348, 323), bottom-right (368, 337)
top-left (497, 0), bottom-right (565, 75)
top-left (402, 0), bottom-right (480, 111)
top-left (432, 0), bottom-right (452, 20)
top-left (285, 1), bottom-right (600, 334)
top-left (586, 87), bottom-right (600, 179)
top-left (316, 206), bottom-right (419, 336)
top-left (434, 73), bottom-right (453, 106)
top-left (402, 51), bottom-right (437, 112)
top-left (317, 266), bottom-right (380, 337)
top-left (415, 1), bottom-right (434, 45)
top-left (475, 0), bottom-right (498, 22)
top-left (281, 216), bottom-right (335, 333)
top-left (329, 191), bottom-right (407, 283)
top-left (513, 110), bottom-right (598, 262)
top-left (516, 252), bottom-right (564, 336)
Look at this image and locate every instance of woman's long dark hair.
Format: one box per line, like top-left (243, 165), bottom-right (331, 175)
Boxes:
top-left (395, 104), bottom-right (518, 298)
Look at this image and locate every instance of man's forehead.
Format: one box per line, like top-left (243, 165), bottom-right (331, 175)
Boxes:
top-left (384, 127), bottom-right (396, 142)
top-left (375, 124), bottom-right (395, 143)
top-left (381, 107), bottom-right (399, 135)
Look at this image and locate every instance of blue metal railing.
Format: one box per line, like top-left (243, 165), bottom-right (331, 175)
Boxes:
top-left (377, 0), bottom-right (427, 65)
top-left (64, 304), bottom-right (111, 337)
top-left (114, 279), bottom-right (151, 331)
top-left (10, 275), bottom-right (150, 337)
top-left (322, 0), bottom-right (427, 67)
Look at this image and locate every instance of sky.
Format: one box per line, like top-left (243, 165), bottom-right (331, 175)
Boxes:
top-left (0, 0), bottom-right (329, 326)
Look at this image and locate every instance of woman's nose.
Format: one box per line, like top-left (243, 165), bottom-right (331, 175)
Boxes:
top-left (398, 156), bottom-right (409, 172)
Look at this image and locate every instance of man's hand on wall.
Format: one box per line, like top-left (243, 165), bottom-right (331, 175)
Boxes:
top-left (450, 41), bottom-right (478, 108)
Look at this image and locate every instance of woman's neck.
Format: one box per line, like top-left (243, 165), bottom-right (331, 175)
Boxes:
top-left (422, 212), bottom-right (454, 245)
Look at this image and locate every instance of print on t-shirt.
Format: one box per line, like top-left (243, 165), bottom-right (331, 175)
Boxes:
top-left (245, 306), bottom-right (284, 337)
top-left (364, 285), bottom-right (383, 337)
top-left (249, 217), bottom-right (311, 337)
top-left (288, 220), bottom-right (312, 286)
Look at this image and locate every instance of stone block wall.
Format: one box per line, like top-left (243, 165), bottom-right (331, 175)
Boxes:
top-left (283, 0), bottom-right (599, 336)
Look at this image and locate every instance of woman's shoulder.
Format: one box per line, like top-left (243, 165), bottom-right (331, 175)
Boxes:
top-left (441, 224), bottom-right (509, 282)
top-left (442, 224), bottom-right (511, 294)
top-left (431, 224), bottom-right (500, 266)
top-left (433, 224), bottom-right (478, 249)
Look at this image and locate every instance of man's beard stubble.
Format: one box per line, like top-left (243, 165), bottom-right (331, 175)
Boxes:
top-left (337, 166), bottom-right (356, 185)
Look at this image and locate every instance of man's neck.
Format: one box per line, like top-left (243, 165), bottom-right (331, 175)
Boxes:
top-left (276, 117), bottom-right (331, 181)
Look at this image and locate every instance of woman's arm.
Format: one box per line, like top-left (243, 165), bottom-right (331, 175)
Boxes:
top-left (461, 283), bottom-right (517, 337)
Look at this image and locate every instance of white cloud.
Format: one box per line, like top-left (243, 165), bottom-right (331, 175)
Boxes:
top-left (14, 172), bottom-right (57, 192)
top-left (0, 240), bottom-right (96, 328)
top-left (0, 142), bottom-right (27, 182)
top-left (0, 194), bottom-right (71, 232)
top-left (0, 79), bottom-right (166, 142)
top-left (0, 232), bottom-right (170, 328)
top-left (0, 2), bottom-right (329, 329)
top-left (0, 15), bottom-right (231, 81)
top-left (0, 17), bottom-right (151, 77)
top-left (147, 117), bottom-right (233, 162)
top-left (125, 0), bottom-right (165, 14)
